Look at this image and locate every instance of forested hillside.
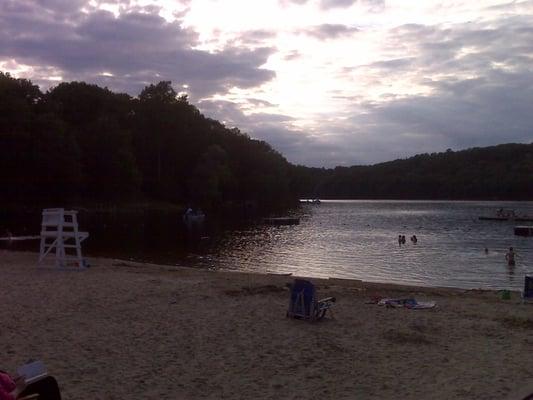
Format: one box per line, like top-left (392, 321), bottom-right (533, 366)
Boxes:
top-left (291, 144), bottom-right (533, 200)
top-left (1, 72), bottom-right (531, 210)
top-left (0, 72), bottom-right (294, 213)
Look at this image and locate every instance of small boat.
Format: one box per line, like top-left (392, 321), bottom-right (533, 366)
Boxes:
top-left (479, 216), bottom-right (533, 222)
top-left (479, 209), bottom-right (533, 222)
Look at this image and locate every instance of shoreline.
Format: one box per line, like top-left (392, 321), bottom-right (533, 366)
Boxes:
top-left (2, 250), bottom-right (533, 399)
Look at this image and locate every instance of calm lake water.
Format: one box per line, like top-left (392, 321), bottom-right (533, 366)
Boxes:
top-left (2, 200), bottom-right (533, 289)
top-left (200, 200), bottom-right (533, 290)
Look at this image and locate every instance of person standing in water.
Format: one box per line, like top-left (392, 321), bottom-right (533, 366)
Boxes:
top-left (505, 247), bottom-right (516, 266)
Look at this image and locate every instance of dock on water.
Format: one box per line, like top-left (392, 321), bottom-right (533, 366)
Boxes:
top-left (515, 226), bottom-right (533, 237)
top-left (0, 235), bottom-right (40, 241)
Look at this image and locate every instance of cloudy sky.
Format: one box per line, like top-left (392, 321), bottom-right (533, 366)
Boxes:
top-left (1, 0), bottom-right (533, 167)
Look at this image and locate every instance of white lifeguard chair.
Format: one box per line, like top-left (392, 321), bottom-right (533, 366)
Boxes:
top-left (38, 208), bottom-right (89, 268)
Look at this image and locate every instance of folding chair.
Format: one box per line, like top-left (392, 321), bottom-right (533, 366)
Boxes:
top-left (287, 279), bottom-right (336, 321)
top-left (522, 276), bottom-right (533, 303)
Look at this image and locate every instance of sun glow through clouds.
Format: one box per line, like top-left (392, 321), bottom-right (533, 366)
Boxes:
top-left (1, 0), bottom-right (532, 166)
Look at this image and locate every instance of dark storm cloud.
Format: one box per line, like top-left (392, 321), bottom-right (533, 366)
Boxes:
top-left (0, 0), bottom-right (275, 99)
top-left (301, 24), bottom-right (359, 40)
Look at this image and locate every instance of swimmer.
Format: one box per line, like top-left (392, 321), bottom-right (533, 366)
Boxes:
top-left (505, 247), bottom-right (516, 266)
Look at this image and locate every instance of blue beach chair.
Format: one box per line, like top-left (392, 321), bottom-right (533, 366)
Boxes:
top-left (287, 279), bottom-right (336, 321)
top-left (522, 276), bottom-right (533, 303)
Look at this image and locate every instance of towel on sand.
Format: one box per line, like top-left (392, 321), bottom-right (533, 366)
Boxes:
top-left (376, 297), bottom-right (436, 309)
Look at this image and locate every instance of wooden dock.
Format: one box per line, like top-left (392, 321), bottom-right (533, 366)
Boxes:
top-left (479, 216), bottom-right (533, 222)
top-left (0, 235), bottom-right (40, 241)
top-left (515, 226), bottom-right (533, 237)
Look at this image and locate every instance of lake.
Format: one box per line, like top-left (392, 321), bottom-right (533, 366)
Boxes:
top-left (2, 200), bottom-right (532, 289)
top-left (200, 200), bottom-right (533, 289)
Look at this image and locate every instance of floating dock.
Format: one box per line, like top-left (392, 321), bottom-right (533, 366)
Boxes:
top-left (0, 235), bottom-right (40, 241)
top-left (515, 226), bottom-right (533, 237)
top-left (479, 216), bottom-right (533, 222)
top-left (264, 217), bottom-right (300, 226)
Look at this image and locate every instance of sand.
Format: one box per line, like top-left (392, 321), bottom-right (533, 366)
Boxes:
top-left (2, 249), bottom-right (533, 400)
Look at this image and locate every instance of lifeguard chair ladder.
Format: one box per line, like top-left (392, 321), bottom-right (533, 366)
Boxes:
top-left (38, 208), bottom-right (89, 268)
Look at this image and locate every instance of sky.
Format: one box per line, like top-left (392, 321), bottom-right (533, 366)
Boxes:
top-left (1, 0), bottom-right (533, 167)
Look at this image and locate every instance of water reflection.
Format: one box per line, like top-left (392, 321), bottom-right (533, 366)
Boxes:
top-left (507, 265), bottom-right (516, 283)
top-left (203, 200), bottom-right (533, 290)
top-left (2, 200), bottom-right (533, 289)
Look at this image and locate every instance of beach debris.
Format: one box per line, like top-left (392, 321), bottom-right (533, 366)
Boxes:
top-left (367, 297), bottom-right (436, 309)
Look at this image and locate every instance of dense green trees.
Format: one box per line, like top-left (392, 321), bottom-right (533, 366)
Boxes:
top-left (0, 72), bottom-right (531, 210)
top-left (0, 73), bottom-right (294, 212)
top-left (291, 144), bottom-right (533, 200)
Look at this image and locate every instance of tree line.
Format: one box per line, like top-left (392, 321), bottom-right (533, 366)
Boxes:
top-left (292, 144), bottom-right (533, 200)
top-left (0, 72), bottom-right (295, 213)
top-left (1, 72), bottom-right (531, 212)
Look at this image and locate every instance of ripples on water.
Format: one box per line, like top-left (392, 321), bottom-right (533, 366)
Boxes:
top-left (2, 200), bottom-right (532, 289)
top-left (206, 200), bottom-right (533, 290)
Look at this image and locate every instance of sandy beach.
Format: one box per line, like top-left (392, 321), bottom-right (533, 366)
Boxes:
top-left (2, 249), bottom-right (533, 399)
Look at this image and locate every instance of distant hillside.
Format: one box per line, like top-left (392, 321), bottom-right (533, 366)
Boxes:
top-left (290, 143), bottom-right (533, 200)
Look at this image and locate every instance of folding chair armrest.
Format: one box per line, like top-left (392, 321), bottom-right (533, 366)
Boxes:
top-left (319, 296), bottom-right (336, 304)
top-left (317, 297), bottom-right (336, 313)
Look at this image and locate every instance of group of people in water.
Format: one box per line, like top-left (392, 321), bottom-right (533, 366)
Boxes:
top-left (484, 246), bottom-right (517, 267)
top-left (398, 234), bottom-right (517, 267)
top-left (398, 234), bottom-right (417, 246)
